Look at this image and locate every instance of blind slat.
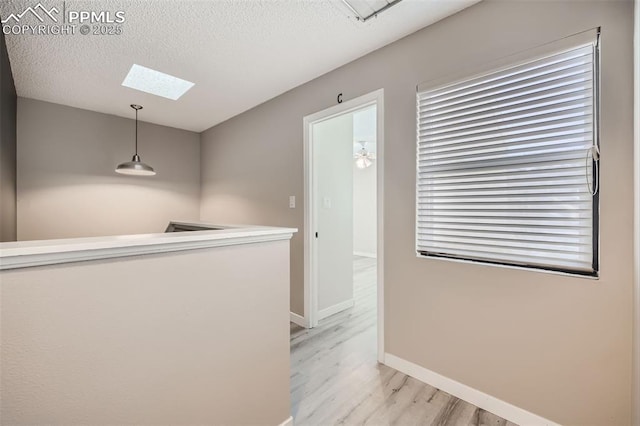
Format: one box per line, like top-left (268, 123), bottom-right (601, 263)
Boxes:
top-left (425, 100), bottom-right (593, 137)
top-left (420, 81), bottom-right (593, 123)
top-left (421, 88), bottom-right (592, 125)
top-left (418, 229), bottom-right (591, 244)
top-left (418, 72), bottom-right (592, 115)
top-left (417, 222), bottom-right (590, 235)
top-left (417, 217), bottom-right (591, 227)
top-left (420, 134), bottom-right (591, 156)
top-left (419, 143), bottom-right (593, 168)
top-left (419, 46), bottom-right (593, 100)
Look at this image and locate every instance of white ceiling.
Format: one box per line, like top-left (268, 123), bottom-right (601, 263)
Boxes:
top-left (2, 0), bottom-right (479, 132)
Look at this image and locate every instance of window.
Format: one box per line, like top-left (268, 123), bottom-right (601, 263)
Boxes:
top-left (416, 31), bottom-right (600, 276)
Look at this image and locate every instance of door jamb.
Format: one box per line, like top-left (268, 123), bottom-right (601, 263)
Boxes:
top-left (303, 88), bottom-right (385, 363)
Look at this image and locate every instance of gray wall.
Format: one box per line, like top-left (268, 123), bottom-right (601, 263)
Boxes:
top-left (0, 30), bottom-right (17, 242)
top-left (17, 99), bottom-right (201, 240)
top-left (200, 1), bottom-right (635, 424)
top-left (1, 240), bottom-right (291, 425)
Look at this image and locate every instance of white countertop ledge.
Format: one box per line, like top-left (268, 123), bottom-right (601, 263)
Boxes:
top-left (0, 222), bottom-right (297, 270)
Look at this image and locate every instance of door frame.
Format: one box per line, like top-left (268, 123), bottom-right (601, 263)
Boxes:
top-left (303, 88), bottom-right (385, 363)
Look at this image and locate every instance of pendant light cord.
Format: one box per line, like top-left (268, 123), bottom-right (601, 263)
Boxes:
top-left (135, 108), bottom-right (138, 156)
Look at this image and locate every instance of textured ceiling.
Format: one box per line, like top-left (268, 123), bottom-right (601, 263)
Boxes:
top-left (2, 0), bottom-right (479, 132)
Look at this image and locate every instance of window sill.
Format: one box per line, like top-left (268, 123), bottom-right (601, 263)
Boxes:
top-left (416, 252), bottom-right (599, 280)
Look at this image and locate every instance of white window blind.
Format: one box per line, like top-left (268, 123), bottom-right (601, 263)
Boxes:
top-left (416, 36), bottom-right (599, 275)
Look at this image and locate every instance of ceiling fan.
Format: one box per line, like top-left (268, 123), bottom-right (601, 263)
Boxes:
top-left (354, 141), bottom-right (376, 169)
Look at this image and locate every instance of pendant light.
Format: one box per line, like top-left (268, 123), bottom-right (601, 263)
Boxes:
top-left (354, 141), bottom-right (376, 169)
top-left (115, 104), bottom-right (156, 176)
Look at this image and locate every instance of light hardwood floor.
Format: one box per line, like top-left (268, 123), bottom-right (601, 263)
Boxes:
top-left (290, 256), bottom-right (516, 426)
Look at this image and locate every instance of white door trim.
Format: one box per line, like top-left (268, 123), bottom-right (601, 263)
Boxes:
top-left (303, 88), bottom-right (385, 363)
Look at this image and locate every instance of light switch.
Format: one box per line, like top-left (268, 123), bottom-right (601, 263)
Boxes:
top-left (289, 196), bottom-right (296, 208)
top-left (323, 197), bottom-right (332, 209)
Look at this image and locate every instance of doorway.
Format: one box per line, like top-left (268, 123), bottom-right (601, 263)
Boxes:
top-left (303, 89), bottom-right (384, 362)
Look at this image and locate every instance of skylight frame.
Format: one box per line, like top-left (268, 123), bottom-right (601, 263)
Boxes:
top-left (341, 0), bottom-right (403, 22)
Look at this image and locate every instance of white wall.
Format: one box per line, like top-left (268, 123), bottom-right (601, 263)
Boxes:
top-left (0, 240), bottom-right (291, 425)
top-left (17, 98), bottom-right (201, 240)
top-left (313, 113), bottom-right (354, 313)
top-left (352, 106), bottom-right (377, 257)
top-left (353, 157), bottom-right (376, 257)
top-left (353, 161), bottom-right (378, 257)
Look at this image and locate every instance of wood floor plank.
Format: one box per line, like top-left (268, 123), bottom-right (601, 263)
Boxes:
top-left (290, 256), bottom-right (515, 426)
top-left (469, 409), bottom-right (510, 426)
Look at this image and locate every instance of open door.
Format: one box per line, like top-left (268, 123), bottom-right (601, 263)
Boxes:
top-left (303, 88), bottom-right (384, 362)
top-left (312, 113), bottom-right (354, 323)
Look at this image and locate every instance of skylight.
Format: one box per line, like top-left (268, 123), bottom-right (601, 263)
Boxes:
top-left (341, 0), bottom-right (403, 22)
top-left (122, 64), bottom-right (195, 100)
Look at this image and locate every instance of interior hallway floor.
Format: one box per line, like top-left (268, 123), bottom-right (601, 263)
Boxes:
top-left (290, 256), bottom-right (516, 426)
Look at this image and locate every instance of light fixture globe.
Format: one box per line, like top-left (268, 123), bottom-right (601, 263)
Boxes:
top-left (355, 156), bottom-right (373, 169)
top-left (116, 104), bottom-right (156, 176)
top-left (354, 141), bottom-right (375, 169)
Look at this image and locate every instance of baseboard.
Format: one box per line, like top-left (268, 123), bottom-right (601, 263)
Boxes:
top-left (317, 299), bottom-right (355, 321)
top-left (384, 353), bottom-right (560, 426)
top-left (277, 415), bottom-right (293, 426)
top-left (354, 251), bottom-right (377, 258)
top-left (290, 312), bottom-right (308, 328)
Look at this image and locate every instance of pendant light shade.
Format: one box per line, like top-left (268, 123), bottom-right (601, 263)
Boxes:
top-left (115, 154), bottom-right (156, 175)
top-left (116, 104), bottom-right (156, 176)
